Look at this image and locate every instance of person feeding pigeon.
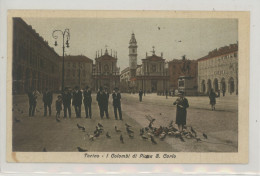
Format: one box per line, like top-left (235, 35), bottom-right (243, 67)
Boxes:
top-left (56, 95), bottom-right (63, 119)
top-left (173, 91), bottom-right (189, 132)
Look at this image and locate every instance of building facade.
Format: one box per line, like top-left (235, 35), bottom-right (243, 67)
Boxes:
top-left (168, 57), bottom-right (198, 95)
top-left (12, 18), bottom-right (60, 94)
top-left (121, 33), bottom-right (169, 93)
top-left (197, 43), bottom-right (238, 95)
top-left (92, 48), bottom-right (120, 91)
top-left (62, 55), bottom-right (93, 89)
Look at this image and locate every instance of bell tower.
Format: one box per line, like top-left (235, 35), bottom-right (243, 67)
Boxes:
top-left (129, 33), bottom-right (138, 78)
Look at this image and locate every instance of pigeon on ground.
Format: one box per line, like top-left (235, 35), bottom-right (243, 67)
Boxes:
top-left (180, 135), bottom-right (185, 142)
top-left (203, 133), bottom-right (208, 139)
top-left (159, 133), bottom-right (167, 140)
top-left (128, 133), bottom-right (134, 139)
top-left (77, 123), bottom-right (84, 130)
top-left (120, 135), bottom-right (124, 144)
top-left (14, 117), bottom-right (20, 123)
top-left (141, 135), bottom-right (148, 140)
top-left (43, 147), bottom-right (47, 152)
top-left (191, 126), bottom-right (197, 136)
top-left (115, 126), bottom-right (121, 133)
top-left (140, 128), bottom-right (144, 136)
top-left (98, 123), bottom-right (103, 128)
top-left (126, 127), bottom-right (134, 134)
top-left (56, 118), bottom-right (61, 122)
top-left (196, 137), bottom-right (202, 142)
top-left (77, 147), bottom-right (88, 152)
top-left (106, 132), bottom-right (111, 138)
top-left (125, 123), bottom-right (131, 128)
top-left (151, 136), bottom-right (157, 144)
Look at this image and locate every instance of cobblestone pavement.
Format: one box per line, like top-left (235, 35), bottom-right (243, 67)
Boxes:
top-left (12, 93), bottom-right (238, 152)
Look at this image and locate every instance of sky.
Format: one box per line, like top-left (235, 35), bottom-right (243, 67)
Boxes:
top-left (23, 18), bottom-right (238, 70)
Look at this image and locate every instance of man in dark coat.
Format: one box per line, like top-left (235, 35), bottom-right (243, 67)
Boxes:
top-left (43, 89), bottom-right (53, 116)
top-left (173, 91), bottom-right (189, 132)
top-left (62, 87), bottom-right (72, 118)
top-left (28, 89), bottom-right (39, 117)
top-left (103, 87), bottom-right (110, 119)
top-left (83, 86), bottom-right (92, 118)
top-left (96, 87), bottom-right (104, 119)
top-left (72, 86), bottom-right (82, 118)
top-left (112, 87), bottom-right (122, 120)
top-left (139, 89), bottom-right (143, 102)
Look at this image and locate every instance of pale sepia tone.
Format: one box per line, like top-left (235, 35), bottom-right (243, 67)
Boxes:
top-left (7, 10), bottom-right (249, 163)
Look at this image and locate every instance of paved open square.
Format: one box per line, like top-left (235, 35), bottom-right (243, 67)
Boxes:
top-left (12, 93), bottom-right (238, 152)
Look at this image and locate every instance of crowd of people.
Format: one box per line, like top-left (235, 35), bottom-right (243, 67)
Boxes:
top-left (27, 86), bottom-right (220, 133)
top-left (27, 86), bottom-right (123, 120)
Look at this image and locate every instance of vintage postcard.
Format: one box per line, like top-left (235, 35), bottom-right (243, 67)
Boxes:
top-left (6, 10), bottom-right (249, 163)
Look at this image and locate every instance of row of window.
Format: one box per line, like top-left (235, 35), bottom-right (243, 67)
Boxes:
top-left (199, 52), bottom-right (238, 68)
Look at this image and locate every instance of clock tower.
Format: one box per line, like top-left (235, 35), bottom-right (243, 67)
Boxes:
top-left (129, 33), bottom-right (138, 78)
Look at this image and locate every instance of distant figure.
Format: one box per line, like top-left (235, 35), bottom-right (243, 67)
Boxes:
top-left (43, 89), bottom-right (53, 116)
top-left (62, 87), bottom-right (72, 118)
top-left (165, 89), bottom-right (168, 99)
top-left (104, 88), bottom-right (110, 119)
top-left (222, 89), bottom-right (226, 97)
top-left (56, 95), bottom-right (63, 119)
top-left (83, 86), bottom-right (92, 119)
top-left (72, 86), bottom-right (82, 118)
top-left (209, 88), bottom-right (217, 111)
top-left (173, 91), bottom-right (189, 132)
top-left (112, 87), bottom-right (122, 120)
top-left (139, 89), bottom-right (143, 102)
top-left (28, 89), bottom-right (39, 117)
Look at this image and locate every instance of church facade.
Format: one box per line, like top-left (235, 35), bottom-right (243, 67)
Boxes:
top-left (92, 48), bottom-right (120, 91)
top-left (120, 33), bottom-right (169, 93)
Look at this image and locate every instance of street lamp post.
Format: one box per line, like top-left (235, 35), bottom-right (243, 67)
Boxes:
top-left (52, 29), bottom-right (70, 91)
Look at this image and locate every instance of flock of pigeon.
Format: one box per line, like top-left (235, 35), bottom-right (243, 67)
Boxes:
top-left (12, 103), bottom-right (208, 152)
top-left (76, 114), bottom-right (208, 152)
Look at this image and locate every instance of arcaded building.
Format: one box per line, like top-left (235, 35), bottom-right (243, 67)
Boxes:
top-left (62, 55), bottom-right (93, 89)
top-left (121, 33), bottom-right (169, 93)
top-left (92, 48), bottom-right (120, 91)
top-left (12, 18), bottom-right (60, 94)
top-left (197, 43), bottom-right (238, 95)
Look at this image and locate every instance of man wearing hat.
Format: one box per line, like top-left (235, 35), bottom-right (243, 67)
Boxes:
top-left (173, 91), bottom-right (189, 132)
top-left (96, 86), bottom-right (104, 119)
top-left (83, 86), bottom-right (92, 118)
top-left (62, 87), bottom-right (72, 118)
top-left (72, 86), bottom-right (82, 118)
top-left (112, 87), bottom-right (122, 120)
top-left (103, 87), bottom-right (110, 119)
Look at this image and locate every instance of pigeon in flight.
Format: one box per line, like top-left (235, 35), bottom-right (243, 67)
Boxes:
top-left (77, 147), bottom-right (88, 152)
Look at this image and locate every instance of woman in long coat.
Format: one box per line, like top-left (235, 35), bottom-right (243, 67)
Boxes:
top-left (173, 91), bottom-right (189, 132)
top-left (209, 88), bottom-right (217, 111)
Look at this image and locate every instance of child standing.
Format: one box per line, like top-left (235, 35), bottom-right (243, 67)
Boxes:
top-left (56, 95), bottom-right (63, 119)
